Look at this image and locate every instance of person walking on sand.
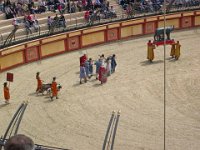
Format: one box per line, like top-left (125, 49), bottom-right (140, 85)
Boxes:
top-left (111, 54), bottom-right (117, 73)
top-left (88, 58), bottom-right (94, 77)
top-left (99, 64), bottom-right (107, 84)
top-left (106, 57), bottom-right (112, 76)
top-left (95, 59), bottom-right (101, 80)
top-left (80, 65), bottom-right (87, 84)
top-left (36, 72), bottom-right (42, 93)
top-left (3, 82), bottom-right (10, 104)
top-left (51, 77), bottom-right (58, 100)
top-left (80, 54), bottom-right (87, 66)
top-left (84, 59), bottom-right (90, 79)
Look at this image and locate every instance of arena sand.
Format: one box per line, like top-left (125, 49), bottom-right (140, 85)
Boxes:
top-left (0, 28), bottom-right (200, 150)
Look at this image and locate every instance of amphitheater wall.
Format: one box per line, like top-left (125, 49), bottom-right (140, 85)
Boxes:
top-left (0, 10), bottom-right (200, 72)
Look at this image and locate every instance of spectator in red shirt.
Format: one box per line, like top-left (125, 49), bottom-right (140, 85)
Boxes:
top-left (84, 10), bottom-right (90, 22)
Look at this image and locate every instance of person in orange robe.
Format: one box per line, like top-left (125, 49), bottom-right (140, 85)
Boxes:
top-left (36, 72), bottom-right (42, 93)
top-left (4, 82), bottom-right (10, 104)
top-left (51, 77), bottom-right (58, 100)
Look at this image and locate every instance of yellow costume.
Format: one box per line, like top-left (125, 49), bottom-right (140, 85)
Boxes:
top-left (170, 44), bottom-right (176, 58)
top-left (175, 41), bottom-right (181, 60)
top-left (147, 43), bottom-right (156, 62)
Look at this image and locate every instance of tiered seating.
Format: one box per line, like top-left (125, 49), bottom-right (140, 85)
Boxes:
top-left (0, 0), bottom-right (125, 43)
top-left (0, 11), bottom-right (86, 41)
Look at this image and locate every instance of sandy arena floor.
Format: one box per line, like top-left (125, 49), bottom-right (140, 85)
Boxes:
top-left (0, 28), bottom-right (200, 150)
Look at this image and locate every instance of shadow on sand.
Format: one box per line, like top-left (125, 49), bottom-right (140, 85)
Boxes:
top-left (93, 83), bottom-right (103, 87)
top-left (168, 58), bottom-right (178, 62)
top-left (28, 92), bottom-right (37, 96)
top-left (43, 99), bottom-right (53, 103)
top-left (0, 103), bottom-right (9, 108)
top-left (140, 60), bottom-right (164, 66)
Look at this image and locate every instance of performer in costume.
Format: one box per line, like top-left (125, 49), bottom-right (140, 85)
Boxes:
top-left (3, 82), bottom-right (10, 104)
top-left (111, 54), bottom-right (117, 73)
top-left (51, 77), bottom-right (58, 100)
top-left (147, 40), bottom-right (156, 62)
top-left (36, 72), bottom-right (42, 93)
top-left (80, 65), bottom-right (87, 84)
top-left (99, 64), bottom-right (107, 84)
top-left (175, 41), bottom-right (181, 60)
top-left (106, 57), bottom-right (112, 76)
top-left (95, 59), bottom-right (101, 80)
top-left (80, 54), bottom-right (87, 66)
top-left (170, 43), bottom-right (176, 58)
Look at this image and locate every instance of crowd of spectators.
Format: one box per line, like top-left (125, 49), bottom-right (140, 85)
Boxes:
top-left (0, 0), bottom-right (118, 33)
top-left (0, 0), bottom-right (115, 19)
top-left (0, 0), bottom-right (200, 36)
top-left (47, 13), bottom-right (66, 30)
top-left (120, 0), bottom-right (200, 16)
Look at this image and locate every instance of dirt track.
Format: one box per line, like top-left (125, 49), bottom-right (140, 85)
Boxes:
top-left (0, 28), bottom-right (200, 150)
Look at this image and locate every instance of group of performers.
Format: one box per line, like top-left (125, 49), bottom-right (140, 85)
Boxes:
top-left (147, 40), bottom-right (181, 62)
top-left (2, 54), bottom-right (117, 103)
top-left (36, 72), bottom-right (59, 100)
top-left (79, 54), bottom-right (117, 84)
top-left (170, 41), bottom-right (181, 60)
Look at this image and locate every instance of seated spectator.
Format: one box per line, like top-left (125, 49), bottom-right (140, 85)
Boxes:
top-left (32, 14), bottom-right (39, 31)
top-left (57, 3), bottom-right (62, 13)
top-left (38, 0), bottom-right (46, 13)
top-left (84, 10), bottom-right (90, 22)
top-left (16, 3), bottom-right (24, 16)
top-left (77, 0), bottom-right (82, 12)
top-left (126, 3), bottom-right (133, 17)
top-left (24, 17), bottom-right (32, 34)
top-left (26, 13), bottom-right (34, 26)
top-left (47, 16), bottom-right (53, 30)
top-left (54, 13), bottom-right (59, 21)
top-left (82, 0), bottom-right (87, 10)
top-left (22, 3), bottom-right (29, 13)
top-left (59, 14), bottom-right (66, 28)
top-left (4, 134), bottom-right (34, 150)
top-left (109, 6), bottom-right (116, 16)
top-left (4, 5), bottom-right (14, 19)
top-left (12, 18), bottom-right (20, 29)
top-left (71, 0), bottom-right (76, 13)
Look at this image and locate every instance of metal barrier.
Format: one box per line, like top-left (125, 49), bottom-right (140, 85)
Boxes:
top-left (0, 102), bottom-right (71, 150)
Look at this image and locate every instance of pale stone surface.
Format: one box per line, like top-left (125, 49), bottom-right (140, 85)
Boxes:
top-left (0, 28), bottom-right (200, 150)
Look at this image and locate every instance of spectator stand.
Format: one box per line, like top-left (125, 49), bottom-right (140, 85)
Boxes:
top-left (3, 16), bottom-right (41, 46)
top-left (0, 0), bottom-right (200, 47)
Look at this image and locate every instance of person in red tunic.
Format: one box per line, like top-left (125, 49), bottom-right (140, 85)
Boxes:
top-left (98, 64), bottom-right (107, 84)
top-left (36, 72), bottom-right (42, 93)
top-left (51, 77), bottom-right (58, 100)
top-left (3, 82), bottom-right (10, 104)
top-left (80, 54), bottom-right (87, 66)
